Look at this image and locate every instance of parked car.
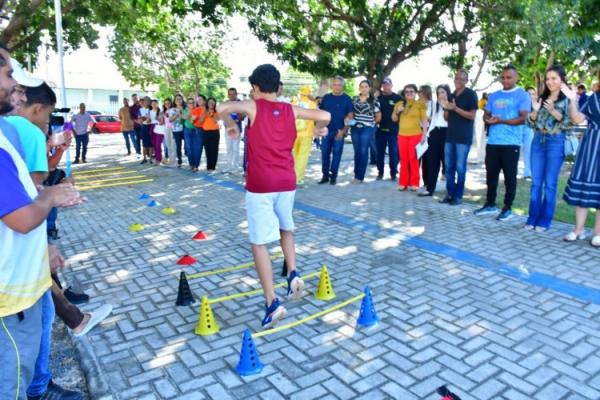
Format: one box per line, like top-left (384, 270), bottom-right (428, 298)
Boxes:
top-left (89, 115), bottom-right (121, 134)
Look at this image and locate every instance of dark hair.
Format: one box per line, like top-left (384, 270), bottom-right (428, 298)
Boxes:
top-left (197, 94), bottom-right (207, 104)
top-left (401, 84), bottom-right (418, 100)
top-left (206, 97), bottom-right (217, 111)
top-left (435, 84), bottom-right (451, 113)
top-left (525, 86), bottom-right (535, 92)
top-left (456, 69), bottom-right (469, 80)
top-left (502, 64), bottom-right (518, 73)
top-left (419, 85), bottom-right (432, 101)
top-left (577, 84), bottom-right (586, 90)
top-left (249, 64), bottom-right (281, 94)
top-left (228, 88), bottom-right (237, 93)
top-left (132, 93), bottom-right (138, 97)
top-left (358, 79), bottom-right (376, 106)
top-left (540, 64), bottom-right (567, 103)
top-left (25, 83), bottom-right (56, 107)
top-left (162, 98), bottom-right (172, 112)
top-left (174, 94), bottom-right (185, 109)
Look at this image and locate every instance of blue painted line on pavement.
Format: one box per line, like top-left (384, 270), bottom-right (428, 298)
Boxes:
top-left (201, 174), bottom-right (600, 305)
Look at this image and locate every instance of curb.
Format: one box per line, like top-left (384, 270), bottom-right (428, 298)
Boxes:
top-left (72, 333), bottom-right (115, 400)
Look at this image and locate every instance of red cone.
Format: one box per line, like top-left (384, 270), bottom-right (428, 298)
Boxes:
top-left (193, 231), bottom-right (207, 240)
top-left (177, 255), bottom-right (197, 265)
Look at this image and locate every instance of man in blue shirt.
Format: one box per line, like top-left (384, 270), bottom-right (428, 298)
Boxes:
top-left (318, 76), bottom-right (354, 185)
top-left (475, 64), bottom-right (531, 221)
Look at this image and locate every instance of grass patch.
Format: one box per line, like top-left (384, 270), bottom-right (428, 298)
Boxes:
top-left (464, 173), bottom-right (596, 228)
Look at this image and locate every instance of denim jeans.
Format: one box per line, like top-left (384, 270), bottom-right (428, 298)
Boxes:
top-left (522, 127), bottom-right (534, 177)
top-left (527, 132), bottom-right (565, 229)
top-left (444, 142), bottom-right (471, 200)
top-left (74, 133), bottom-right (89, 161)
top-left (351, 126), bottom-right (376, 181)
top-left (185, 127), bottom-right (203, 168)
top-left (133, 125), bottom-right (142, 154)
top-left (321, 129), bottom-right (345, 180)
top-left (369, 133), bottom-right (377, 165)
top-left (173, 130), bottom-right (184, 165)
top-left (26, 290), bottom-right (54, 397)
top-left (46, 207), bottom-right (58, 231)
top-left (376, 130), bottom-right (398, 178)
top-left (122, 130), bottom-right (136, 154)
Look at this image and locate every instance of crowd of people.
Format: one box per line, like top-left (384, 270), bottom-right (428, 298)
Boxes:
top-left (1, 43), bottom-right (111, 400)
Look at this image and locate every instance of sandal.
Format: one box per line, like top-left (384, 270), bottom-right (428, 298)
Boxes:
top-left (534, 226), bottom-right (548, 233)
top-left (564, 231), bottom-right (587, 242)
top-left (591, 236), bottom-right (600, 248)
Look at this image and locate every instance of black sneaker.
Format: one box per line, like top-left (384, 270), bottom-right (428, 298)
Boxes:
top-left (82, 159), bottom-right (87, 163)
top-left (439, 196), bottom-right (452, 204)
top-left (390, 176), bottom-right (397, 181)
top-left (28, 380), bottom-right (83, 400)
top-left (450, 198), bottom-right (463, 206)
top-left (73, 159), bottom-right (80, 164)
top-left (329, 179), bottom-right (336, 185)
top-left (318, 177), bottom-right (329, 184)
top-left (376, 174), bottom-right (383, 181)
top-left (64, 287), bottom-right (89, 304)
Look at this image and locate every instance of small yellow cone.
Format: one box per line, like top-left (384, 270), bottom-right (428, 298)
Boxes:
top-left (315, 265), bottom-right (336, 301)
top-left (162, 207), bottom-right (176, 216)
top-left (128, 223), bottom-right (144, 232)
top-left (195, 296), bottom-right (220, 336)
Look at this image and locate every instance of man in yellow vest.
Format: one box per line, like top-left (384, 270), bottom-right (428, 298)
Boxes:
top-left (292, 86), bottom-right (317, 185)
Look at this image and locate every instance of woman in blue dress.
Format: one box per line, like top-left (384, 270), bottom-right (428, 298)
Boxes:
top-left (562, 76), bottom-right (600, 247)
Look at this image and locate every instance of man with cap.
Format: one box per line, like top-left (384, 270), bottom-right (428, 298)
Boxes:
top-left (292, 86), bottom-right (318, 185)
top-left (376, 77), bottom-right (402, 180)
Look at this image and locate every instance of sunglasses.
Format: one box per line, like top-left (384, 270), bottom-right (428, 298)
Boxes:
top-left (404, 90), bottom-right (416, 94)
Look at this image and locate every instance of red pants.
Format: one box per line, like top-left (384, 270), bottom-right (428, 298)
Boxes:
top-left (397, 134), bottom-right (422, 187)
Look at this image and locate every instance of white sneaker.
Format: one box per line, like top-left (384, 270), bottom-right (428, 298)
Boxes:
top-left (563, 231), bottom-right (586, 242)
top-left (73, 304), bottom-right (112, 337)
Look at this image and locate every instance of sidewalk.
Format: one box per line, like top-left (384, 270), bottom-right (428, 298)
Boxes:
top-left (57, 134), bottom-right (600, 399)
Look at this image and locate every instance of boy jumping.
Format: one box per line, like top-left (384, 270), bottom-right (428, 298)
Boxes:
top-left (217, 64), bottom-right (330, 329)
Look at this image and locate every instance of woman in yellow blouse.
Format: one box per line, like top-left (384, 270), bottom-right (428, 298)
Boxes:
top-left (392, 84), bottom-right (428, 191)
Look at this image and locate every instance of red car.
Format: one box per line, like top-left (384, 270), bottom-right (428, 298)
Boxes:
top-left (89, 115), bottom-right (121, 134)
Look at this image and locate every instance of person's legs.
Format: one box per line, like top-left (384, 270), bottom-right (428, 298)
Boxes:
top-left (320, 131), bottom-right (334, 180)
top-left (574, 206), bottom-right (589, 235)
top-left (387, 132), bottom-right (399, 179)
top-left (444, 142), bottom-right (457, 198)
top-left (183, 128), bottom-right (193, 165)
top-left (357, 127), bottom-right (373, 181)
top-left (252, 244), bottom-right (277, 304)
top-left (398, 135), bottom-right (410, 187)
top-left (502, 145), bottom-right (520, 209)
top-left (426, 129), bottom-right (442, 193)
top-left (330, 133), bottom-right (345, 181)
top-left (74, 135), bottom-right (82, 161)
top-left (538, 135), bottom-right (565, 229)
top-left (351, 129), bottom-right (361, 179)
top-left (375, 130), bottom-right (387, 177)
top-left (408, 134), bottom-right (422, 188)
top-left (485, 144), bottom-right (501, 207)
top-left (27, 290), bottom-right (55, 398)
top-left (189, 130), bottom-right (199, 168)
top-left (81, 134), bottom-right (89, 161)
top-left (173, 131), bottom-right (184, 165)
top-left (232, 138), bottom-right (241, 169)
top-left (294, 136), bottom-right (312, 183)
top-left (205, 131), bottom-right (220, 170)
top-left (154, 134), bottom-right (164, 162)
top-left (133, 125), bottom-right (142, 155)
top-left (369, 129), bottom-right (377, 165)
top-left (454, 143), bottom-right (471, 200)
top-left (527, 134), bottom-right (545, 226)
top-left (51, 281), bottom-right (85, 330)
top-left (595, 210), bottom-right (600, 236)
top-left (522, 127), bottom-right (534, 178)
top-left (123, 131), bottom-right (132, 154)
top-left (0, 297), bottom-right (43, 400)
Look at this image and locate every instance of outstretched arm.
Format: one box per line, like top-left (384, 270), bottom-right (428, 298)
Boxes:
top-left (293, 107), bottom-right (331, 136)
top-left (217, 100), bottom-right (256, 138)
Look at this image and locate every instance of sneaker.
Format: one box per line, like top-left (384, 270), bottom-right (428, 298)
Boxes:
top-left (28, 380), bottom-right (83, 400)
top-left (496, 208), bottom-right (513, 221)
top-left (450, 198), bottom-right (462, 206)
top-left (474, 205), bottom-right (498, 216)
top-left (82, 159), bottom-right (87, 163)
top-left (73, 304), bottom-right (112, 337)
top-left (286, 270), bottom-right (304, 300)
top-left (140, 159), bottom-right (147, 165)
top-left (261, 298), bottom-right (287, 330)
top-left (73, 159), bottom-right (80, 164)
top-left (534, 226), bottom-right (548, 233)
top-left (524, 224), bottom-right (535, 231)
top-left (390, 176), bottom-right (397, 181)
top-left (439, 196), bottom-right (452, 204)
top-left (64, 287), bottom-right (89, 304)
top-left (318, 177), bottom-right (329, 184)
top-left (329, 179), bottom-right (336, 185)
top-left (564, 231), bottom-right (586, 242)
top-left (376, 174), bottom-right (383, 181)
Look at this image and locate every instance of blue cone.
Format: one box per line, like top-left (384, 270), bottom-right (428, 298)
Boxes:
top-left (357, 286), bottom-right (379, 328)
top-left (147, 200), bottom-right (158, 207)
top-left (235, 329), bottom-right (264, 376)
top-left (139, 193), bottom-right (150, 200)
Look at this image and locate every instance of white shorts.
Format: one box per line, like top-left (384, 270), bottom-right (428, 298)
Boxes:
top-left (245, 190), bottom-right (296, 245)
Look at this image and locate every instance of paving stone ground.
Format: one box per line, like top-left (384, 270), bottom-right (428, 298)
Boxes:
top-left (56, 134), bottom-right (600, 400)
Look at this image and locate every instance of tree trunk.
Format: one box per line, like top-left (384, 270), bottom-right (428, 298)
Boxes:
top-left (317, 77), bottom-right (329, 97)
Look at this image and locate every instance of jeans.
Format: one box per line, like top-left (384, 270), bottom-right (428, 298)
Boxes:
top-left (203, 130), bottom-right (220, 170)
top-left (226, 136), bottom-right (241, 170)
top-left (123, 130), bottom-right (136, 154)
top-left (351, 126), bottom-right (376, 181)
top-left (445, 142), bottom-right (471, 200)
top-left (485, 144), bottom-right (520, 209)
top-left (133, 124), bottom-right (142, 154)
top-left (375, 130), bottom-right (398, 178)
top-left (173, 130), bottom-right (184, 165)
top-left (74, 133), bottom-right (89, 161)
top-left (46, 207), bottom-right (58, 231)
top-left (186, 127), bottom-right (203, 168)
top-left (369, 133), bottom-right (377, 165)
top-left (27, 290), bottom-right (54, 397)
top-left (522, 127), bottom-right (534, 177)
top-left (321, 129), bottom-right (345, 180)
top-left (527, 133), bottom-right (565, 229)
